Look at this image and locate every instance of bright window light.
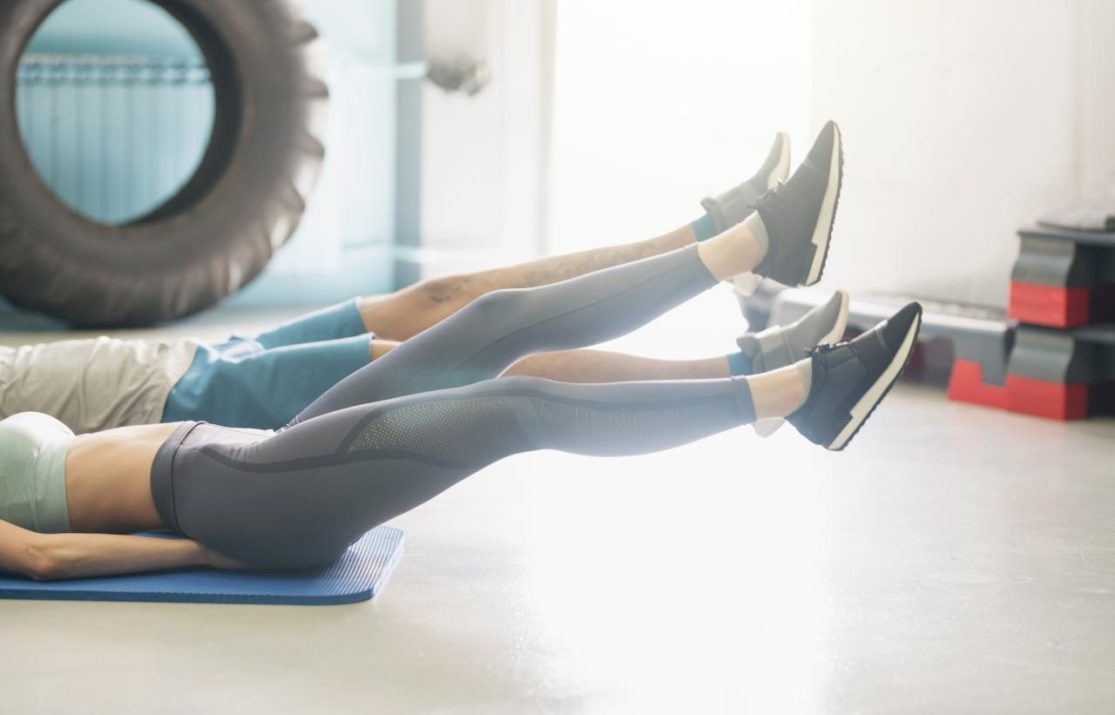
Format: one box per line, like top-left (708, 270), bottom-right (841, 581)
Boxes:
top-left (548, 0), bottom-right (812, 253)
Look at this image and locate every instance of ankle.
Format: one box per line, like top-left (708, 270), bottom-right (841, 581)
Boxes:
top-left (743, 212), bottom-right (769, 263)
top-left (748, 364), bottom-right (808, 419)
top-left (689, 212), bottom-right (719, 242)
top-left (696, 221), bottom-right (767, 281)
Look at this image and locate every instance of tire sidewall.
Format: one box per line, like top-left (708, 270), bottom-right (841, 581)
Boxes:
top-left (0, 0), bottom-right (328, 326)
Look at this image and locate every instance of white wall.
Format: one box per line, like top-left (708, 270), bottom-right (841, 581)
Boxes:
top-left (1075, 0), bottom-right (1115, 189)
top-left (547, 0), bottom-right (812, 254)
top-left (810, 0), bottom-right (1115, 307)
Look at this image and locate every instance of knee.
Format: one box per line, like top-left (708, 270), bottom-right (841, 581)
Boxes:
top-left (412, 273), bottom-right (495, 312)
top-left (466, 286), bottom-right (533, 324)
top-left (412, 274), bottom-right (466, 301)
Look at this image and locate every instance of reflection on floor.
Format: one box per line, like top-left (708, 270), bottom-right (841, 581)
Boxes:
top-left (1, 286), bottom-right (1113, 714)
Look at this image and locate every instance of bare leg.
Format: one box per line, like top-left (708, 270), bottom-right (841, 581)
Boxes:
top-left (502, 350), bottom-right (730, 381)
top-left (371, 339), bottom-right (731, 382)
top-left (359, 224), bottom-right (697, 340)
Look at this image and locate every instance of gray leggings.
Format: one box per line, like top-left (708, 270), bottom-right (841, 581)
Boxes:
top-left (151, 245), bottom-right (760, 569)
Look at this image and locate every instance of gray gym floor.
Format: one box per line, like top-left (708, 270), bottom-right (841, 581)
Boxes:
top-left (1, 289), bottom-right (1113, 714)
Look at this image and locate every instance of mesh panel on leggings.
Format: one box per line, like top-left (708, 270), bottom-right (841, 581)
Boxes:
top-left (345, 396), bottom-right (527, 467)
top-left (345, 391), bottom-right (737, 464)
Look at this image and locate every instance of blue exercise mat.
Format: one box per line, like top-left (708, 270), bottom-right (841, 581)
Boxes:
top-left (0, 526), bottom-right (403, 606)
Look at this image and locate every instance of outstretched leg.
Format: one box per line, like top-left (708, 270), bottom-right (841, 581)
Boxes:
top-left (289, 224), bottom-right (762, 425)
top-left (153, 301), bottom-right (923, 570)
top-left (155, 366), bottom-right (805, 569)
top-left (358, 225), bottom-right (696, 341)
top-left (374, 339), bottom-right (733, 381)
top-left (365, 288), bottom-right (848, 384)
top-left (356, 133), bottom-right (791, 341)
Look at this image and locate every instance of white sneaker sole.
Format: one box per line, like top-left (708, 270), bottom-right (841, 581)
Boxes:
top-left (804, 124), bottom-right (843, 286)
top-left (753, 289), bottom-right (850, 438)
top-left (828, 308), bottom-right (921, 451)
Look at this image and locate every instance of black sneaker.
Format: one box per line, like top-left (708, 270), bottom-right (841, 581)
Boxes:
top-left (788, 302), bottom-right (922, 451)
top-left (752, 121), bottom-right (843, 286)
top-left (739, 289), bottom-right (849, 438)
top-left (700, 132), bottom-right (791, 233)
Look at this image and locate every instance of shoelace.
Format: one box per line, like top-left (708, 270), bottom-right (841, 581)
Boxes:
top-left (806, 342), bottom-right (842, 358)
top-left (754, 178), bottom-right (789, 212)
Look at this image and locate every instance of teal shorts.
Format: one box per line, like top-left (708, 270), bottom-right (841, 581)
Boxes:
top-left (162, 300), bottom-right (372, 430)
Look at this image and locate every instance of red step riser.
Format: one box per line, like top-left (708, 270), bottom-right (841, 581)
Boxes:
top-left (1006, 375), bottom-right (1088, 420)
top-left (947, 359), bottom-right (1008, 409)
top-left (947, 359), bottom-right (1088, 420)
top-left (1008, 282), bottom-right (1091, 328)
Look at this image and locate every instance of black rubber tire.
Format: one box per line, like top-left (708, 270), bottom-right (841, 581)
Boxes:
top-left (0, 0), bottom-right (328, 326)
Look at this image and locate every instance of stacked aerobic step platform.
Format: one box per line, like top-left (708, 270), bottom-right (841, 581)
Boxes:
top-left (981, 225), bottom-right (1115, 419)
top-left (767, 226), bottom-right (1115, 420)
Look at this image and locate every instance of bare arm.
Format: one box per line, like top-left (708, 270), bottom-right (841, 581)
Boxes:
top-left (0, 519), bottom-right (242, 581)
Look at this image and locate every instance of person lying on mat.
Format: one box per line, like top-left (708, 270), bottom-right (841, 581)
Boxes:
top-left (0, 122), bottom-right (922, 581)
top-left (1, 132), bottom-right (844, 436)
